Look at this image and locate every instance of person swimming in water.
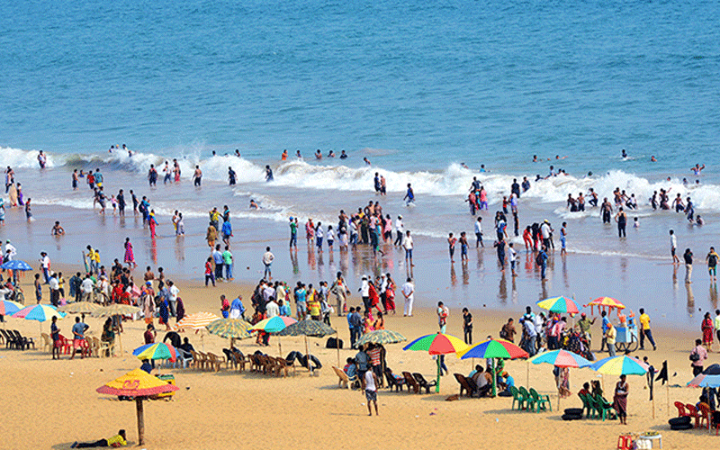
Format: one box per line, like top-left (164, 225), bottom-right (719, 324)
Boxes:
top-left (363, 157), bottom-right (371, 166)
top-left (621, 149), bottom-right (628, 158)
top-left (691, 164), bottom-right (705, 175)
top-left (340, 150), bottom-right (348, 159)
top-left (265, 165), bottom-right (274, 182)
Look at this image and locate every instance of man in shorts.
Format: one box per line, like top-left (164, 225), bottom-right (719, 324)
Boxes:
top-left (362, 368), bottom-right (379, 416)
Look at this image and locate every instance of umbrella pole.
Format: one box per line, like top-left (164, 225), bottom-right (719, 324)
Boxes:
top-left (526, 361), bottom-right (530, 387)
top-left (304, 336), bottom-right (310, 375)
top-left (436, 356), bottom-right (441, 393)
top-left (278, 336), bottom-right (282, 358)
top-left (336, 338), bottom-right (340, 367)
top-left (136, 397), bottom-right (145, 446)
top-left (491, 358), bottom-right (497, 397)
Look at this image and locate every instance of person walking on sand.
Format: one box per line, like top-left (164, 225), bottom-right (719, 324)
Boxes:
top-left (638, 308), bottom-right (657, 351)
top-left (437, 301), bottom-right (449, 334)
top-left (403, 230), bottom-right (414, 267)
top-left (613, 375), bottom-right (629, 425)
top-left (402, 277), bottom-right (414, 317)
top-left (123, 238), bottom-right (136, 268)
top-left (462, 308), bottom-right (473, 344)
top-left (362, 369), bottom-right (379, 416)
top-left (690, 338), bottom-right (708, 376)
top-left (707, 247), bottom-right (718, 282)
top-left (670, 230), bottom-right (679, 264)
top-left (701, 312), bottom-right (714, 350)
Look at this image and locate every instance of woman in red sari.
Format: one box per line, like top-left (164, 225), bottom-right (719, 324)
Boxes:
top-left (702, 312), bottom-right (714, 350)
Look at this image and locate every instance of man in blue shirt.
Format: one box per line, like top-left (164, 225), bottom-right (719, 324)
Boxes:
top-left (600, 310), bottom-right (610, 352)
top-left (212, 245), bottom-right (224, 281)
top-left (70, 316), bottom-right (89, 360)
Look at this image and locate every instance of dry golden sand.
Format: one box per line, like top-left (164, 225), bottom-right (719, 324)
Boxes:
top-left (1, 273), bottom-right (718, 450)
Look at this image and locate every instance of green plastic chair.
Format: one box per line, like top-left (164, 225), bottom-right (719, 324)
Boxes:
top-left (529, 388), bottom-right (552, 413)
top-left (510, 386), bottom-right (525, 410)
top-left (519, 386), bottom-right (534, 411)
top-left (578, 393), bottom-right (594, 418)
top-left (594, 394), bottom-right (616, 421)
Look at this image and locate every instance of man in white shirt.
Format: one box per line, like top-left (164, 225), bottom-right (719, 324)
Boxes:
top-left (168, 280), bottom-right (180, 317)
top-left (402, 278), bottom-right (414, 317)
top-left (263, 282), bottom-right (275, 303)
top-left (266, 297), bottom-right (280, 318)
top-left (359, 276), bottom-right (370, 313)
top-left (540, 221), bottom-right (552, 249)
top-left (81, 276), bottom-right (95, 302)
top-left (40, 252), bottom-right (51, 283)
top-left (262, 246), bottom-right (274, 280)
top-left (4, 240), bottom-right (16, 260)
top-left (403, 231), bottom-right (414, 266)
top-left (48, 272), bottom-right (60, 306)
top-left (474, 217), bottom-right (483, 248)
top-left (394, 216), bottom-right (404, 246)
top-left (670, 229), bottom-right (679, 264)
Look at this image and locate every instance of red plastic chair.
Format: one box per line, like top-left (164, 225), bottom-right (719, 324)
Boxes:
top-left (57, 335), bottom-right (72, 355)
top-left (617, 434), bottom-right (633, 450)
top-left (685, 404), bottom-right (700, 428)
top-left (674, 401), bottom-right (688, 417)
top-left (697, 402), bottom-right (711, 430)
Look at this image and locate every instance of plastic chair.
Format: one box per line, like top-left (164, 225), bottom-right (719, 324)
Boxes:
top-left (673, 401), bottom-right (688, 417)
top-left (685, 404), bottom-right (700, 428)
top-left (529, 388), bottom-right (551, 412)
top-left (579, 393), bottom-right (594, 418)
top-left (697, 402), bottom-right (711, 430)
top-left (510, 386), bottom-right (525, 410)
top-left (519, 387), bottom-right (534, 411)
top-left (595, 394), bottom-right (616, 421)
top-left (40, 333), bottom-right (52, 352)
top-left (617, 434), bottom-right (633, 450)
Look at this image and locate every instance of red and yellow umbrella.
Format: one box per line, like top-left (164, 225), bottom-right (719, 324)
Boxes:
top-left (585, 296), bottom-right (625, 315)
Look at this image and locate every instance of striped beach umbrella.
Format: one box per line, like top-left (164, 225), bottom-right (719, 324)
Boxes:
top-left (250, 316), bottom-right (297, 334)
top-left (13, 304), bottom-right (65, 322)
top-left (687, 364), bottom-right (720, 388)
top-left (0, 299), bottom-right (23, 316)
top-left (404, 333), bottom-right (468, 393)
top-left (585, 296), bottom-right (625, 315)
top-left (537, 296), bottom-right (579, 315)
top-left (590, 355), bottom-right (648, 376)
top-left (177, 312), bottom-right (220, 330)
top-left (458, 338), bottom-right (528, 360)
top-left (133, 342), bottom-right (177, 362)
top-left (529, 349), bottom-right (592, 368)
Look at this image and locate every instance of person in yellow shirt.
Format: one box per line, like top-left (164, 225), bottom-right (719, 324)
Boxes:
top-left (71, 429), bottom-right (126, 448)
top-left (606, 323), bottom-right (617, 357)
top-left (638, 308), bottom-right (657, 351)
top-left (306, 285), bottom-right (321, 320)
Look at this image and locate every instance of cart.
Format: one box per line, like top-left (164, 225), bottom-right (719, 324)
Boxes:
top-left (614, 323), bottom-right (638, 352)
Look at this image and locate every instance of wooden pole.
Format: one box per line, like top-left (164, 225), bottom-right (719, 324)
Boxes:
top-left (304, 336), bottom-right (310, 375)
top-left (436, 356), bottom-right (441, 393)
top-left (136, 398), bottom-right (145, 446)
top-left (652, 396), bottom-right (655, 419)
top-left (336, 339), bottom-right (340, 367)
top-left (527, 361), bottom-right (530, 387)
top-left (667, 384), bottom-right (670, 416)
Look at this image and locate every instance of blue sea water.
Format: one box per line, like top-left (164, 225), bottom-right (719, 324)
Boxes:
top-left (2, 0), bottom-right (719, 172)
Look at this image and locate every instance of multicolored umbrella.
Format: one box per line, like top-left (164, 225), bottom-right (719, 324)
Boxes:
top-left (537, 296), bottom-right (580, 315)
top-left (0, 260), bottom-right (33, 271)
top-left (687, 364), bottom-right (720, 388)
top-left (58, 302), bottom-right (101, 314)
top-left (0, 299), bottom-right (23, 316)
top-left (403, 333), bottom-right (468, 393)
top-left (529, 349), bottom-right (592, 368)
top-left (403, 333), bottom-right (468, 355)
top-left (585, 296), bottom-right (625, 315)
top-left (133, 342), bottom-right (177, 362)
top-left (590, 355), bottom-right (648, 376)
top-left (96, 368), bottom-right (179, 446)
top-left (206, 318), bottom-right (253, 339)
top-left (458, 338), bottom-right (528, 360)
top-left (250, 316), bottom-right (297, 334)
top-left (13, 304), bottom-right (65, 322)
top-left (356, 329), bottom-right (406, 347)
top-left (176, 312), bottom-right (220, 330)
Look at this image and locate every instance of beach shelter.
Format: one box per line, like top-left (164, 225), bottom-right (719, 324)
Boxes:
top-left (537, 296), bottom-right (580, 315)
top-left (590, 355), bottom-right (649, 376)
top-left (687, 364), bottom-right (720, 388)
top-left (458, 338), bottom-right (528, 397)
top-left (133, 342), bottom-right (177, 362)
top-left (403, 333), bottom-right (468, 393)
top-left (249, 316), bottom-right (297, 356)
top-left (585, 297), bottom-right (625, 315)
top-left (58, 302), bottom-right (101, 314)
top-left (356, 329), bottom-right (406, 347)
top-left (276, 320), bottom-right (336, 370)
top-left (96, 368), bottom-right (179, 445)
top-left (529, 349), bottom-right (592, 409)
top-left (13, 304), bottom-right (65, 334)
top-left (0, 299), bottom-right (23, 316)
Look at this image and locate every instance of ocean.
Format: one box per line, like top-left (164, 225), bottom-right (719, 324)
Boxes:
top-left (1, 0), bottom-right (719, 323)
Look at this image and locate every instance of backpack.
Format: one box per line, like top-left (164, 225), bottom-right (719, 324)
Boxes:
top-left (499, 326), bottom-right (509, 340)
top-left (709, 253), bottom-right (718, 267)
top-left (536, 252), bottom-right (544, 266)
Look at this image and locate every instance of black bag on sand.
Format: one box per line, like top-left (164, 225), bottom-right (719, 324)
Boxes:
top-left (561, 413), bottom-right (582, 421)
top-left (326, 337), bottom-right (343, 349)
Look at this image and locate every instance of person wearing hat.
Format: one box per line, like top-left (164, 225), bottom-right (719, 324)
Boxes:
top-left (540, 220), bottom-right (552, 250)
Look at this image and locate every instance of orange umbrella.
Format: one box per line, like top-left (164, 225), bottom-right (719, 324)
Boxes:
top-left (176, 312), bottom-right (220, 330)
top-left (97, 368), bottom-right (179, 445)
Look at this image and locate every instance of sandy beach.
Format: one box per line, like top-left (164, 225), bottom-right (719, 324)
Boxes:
top-left (1, 267), bottom-right (717, 450)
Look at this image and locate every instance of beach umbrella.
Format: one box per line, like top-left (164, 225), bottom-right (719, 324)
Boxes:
top-left (206, 318), bottom-right (253, 348)
top-left (356, 329), bottom-right (406, 347)
top-left (133, 342), bottom-right (177, 362)
top-left (57, 302), bottom-right (101, 314)
top-left (0, 260), bottom-right (33, 271)
top-left (458, 339), bottom-right (529, 397)
top-left (590, 355), bottom-right (648, 376)
top-left (93, 304), bottom-right (141, 317)
top-left (585, 296), bottom-right (625, 315)
top-left (176, 312), bottom-right (220, 330)
top-left (0, 299), bottom-right (23, 316)
top-left (530, 349), bottom-right (593, 409)
top-left (277, 320), bottom-right (336, 371)
top-left (537, 296), bottom-right (579, 315)
top-left (250, 316), bottom-right (297, 334)
top-left (13, 304), bottom-right (65, 322)
top-left (97, 368), bottom-right (179, 445)
top-left (687, 364), bottom-right (720, 388)
top-left (403, 333), bottom-right (469, 393)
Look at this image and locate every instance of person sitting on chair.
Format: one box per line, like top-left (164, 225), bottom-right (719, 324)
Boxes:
top-left (71, 429), bottom-right (127, 448)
